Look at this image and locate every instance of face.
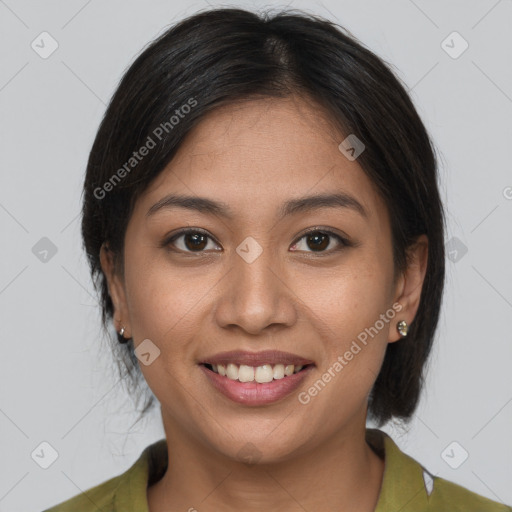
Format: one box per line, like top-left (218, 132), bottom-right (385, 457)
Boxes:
top-left (102, 96), bottom-right (427, 463)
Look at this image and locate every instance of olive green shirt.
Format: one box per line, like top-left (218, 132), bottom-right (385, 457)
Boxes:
top-left (43, 429), bottom-right (511, 511)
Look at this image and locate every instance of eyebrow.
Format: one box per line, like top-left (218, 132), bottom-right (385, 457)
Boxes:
top-left (146, 192), bottom-right (368, 220)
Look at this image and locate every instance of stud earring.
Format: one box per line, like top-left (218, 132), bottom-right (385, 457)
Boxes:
top-left (117, 326), bottom-right (129, 344)
top-left (397, 320), bottom-right (408, 337)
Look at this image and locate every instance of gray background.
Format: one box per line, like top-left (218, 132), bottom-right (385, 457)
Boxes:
top-left (1, 0), bottom-right (511, 510)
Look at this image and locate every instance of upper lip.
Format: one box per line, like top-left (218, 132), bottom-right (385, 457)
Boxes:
top-left (199, 350), bottom-right (315, 367)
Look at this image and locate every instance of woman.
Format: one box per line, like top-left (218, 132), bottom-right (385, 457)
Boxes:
top-left (43, 7), bottom-right (510, 511)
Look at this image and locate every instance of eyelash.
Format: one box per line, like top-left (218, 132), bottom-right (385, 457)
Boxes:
top-left (162, 227), bottom-right (351, 255)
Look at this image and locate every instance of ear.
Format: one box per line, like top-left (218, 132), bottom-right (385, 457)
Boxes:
top-left (99, 243), bottom-right (131, 338)
top-left (388, 234), bottom-right (428, 343)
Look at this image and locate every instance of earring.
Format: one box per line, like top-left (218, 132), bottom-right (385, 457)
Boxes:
top-left (117, 326), bottom-right (129, 344)
top-left (397, 320), bottom-right (408, 337)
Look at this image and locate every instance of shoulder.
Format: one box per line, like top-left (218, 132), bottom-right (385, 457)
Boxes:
top-left (367, 428), bottom-right (511, 512)
top-left (41, 473), bottom-right (122, 512)
top-left (427, 476), bottom-right (512, 511)
top-left (41, 439), bottom-right (167, 512)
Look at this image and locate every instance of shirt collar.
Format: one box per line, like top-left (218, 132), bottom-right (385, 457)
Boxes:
top-left (367, 428), bottom-right (431, 511)
top-left (113, 438), bottom-right (167, 512)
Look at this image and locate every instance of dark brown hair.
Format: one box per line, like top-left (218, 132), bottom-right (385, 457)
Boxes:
top-left (81, 7), bottom-right (445, 426)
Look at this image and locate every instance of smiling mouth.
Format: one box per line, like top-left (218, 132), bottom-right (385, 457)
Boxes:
top-left (201, 362), bottom-right (313, 384)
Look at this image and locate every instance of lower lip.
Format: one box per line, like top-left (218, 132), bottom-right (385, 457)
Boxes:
top-left (199, 364), bottom-right (314, 406)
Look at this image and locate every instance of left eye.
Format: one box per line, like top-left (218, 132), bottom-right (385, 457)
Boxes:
top-left (290, 230), bottom-right (348, 253)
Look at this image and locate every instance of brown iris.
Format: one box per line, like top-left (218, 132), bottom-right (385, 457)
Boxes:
top-left (305, 232), bottom-right (330, 251)
top-left (184, 232), bottom-right (208, 251)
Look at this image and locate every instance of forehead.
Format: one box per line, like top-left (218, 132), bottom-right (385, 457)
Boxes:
top-left (138, 96), bottom-right (388, 225)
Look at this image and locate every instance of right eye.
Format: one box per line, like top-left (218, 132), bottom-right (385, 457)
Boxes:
top-left (164, 228), bottom-right (221, 253)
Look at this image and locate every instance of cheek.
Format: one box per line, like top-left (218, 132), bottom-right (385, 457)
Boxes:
top-left (299, 254), bottom-right (393, 395)
top-left (122, 244), bottom-right (204, 342)
top-left (297, 297), bottom-right (391, 433)
top-left (121, 247), bottom-right (206, 401)
top-left (298, 254), bottom-right (393, 334)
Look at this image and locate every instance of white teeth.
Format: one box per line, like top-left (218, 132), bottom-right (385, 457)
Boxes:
top-left (210, 362), bottom-right (307, 382)
top-left (255, 364), bottom-right (274, 383)
top-left (238, 365), bottom-right (254, 382)
top-left (273, 364), bottom-right (285, 380)
top-left (226, 363), bottom-right (239, 380)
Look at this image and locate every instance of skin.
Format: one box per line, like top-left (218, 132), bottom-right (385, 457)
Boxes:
top-left (100, 95), bottom-right (428, 511)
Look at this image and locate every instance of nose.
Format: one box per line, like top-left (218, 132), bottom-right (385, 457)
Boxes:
top-left (214, 244), bottom-right (297, 335)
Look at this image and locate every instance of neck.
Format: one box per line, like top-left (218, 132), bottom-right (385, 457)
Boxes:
top-left (148, 413), bottom-right (385, 512)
